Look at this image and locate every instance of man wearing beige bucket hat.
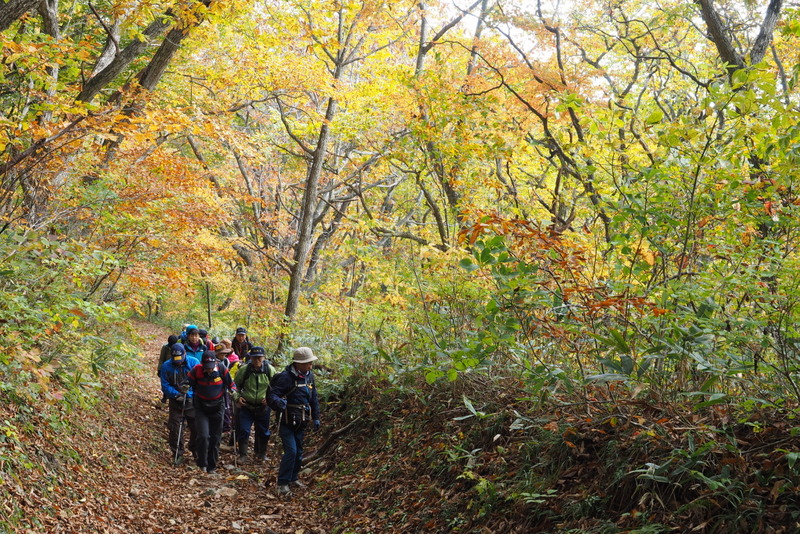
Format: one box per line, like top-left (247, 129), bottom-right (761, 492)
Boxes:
top-left (268, 347), bottom-right (321, 495)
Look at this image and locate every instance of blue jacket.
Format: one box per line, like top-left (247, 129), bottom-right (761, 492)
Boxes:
top-left (160, 356), bottom-right (201, 400)
top-left (183, 340), bottom-right (209, 362)
top-left (268, 364), bottom-right (320, 421)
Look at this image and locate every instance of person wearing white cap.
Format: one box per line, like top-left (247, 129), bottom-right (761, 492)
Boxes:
top-left (268, 347), bottom-right (321, 495)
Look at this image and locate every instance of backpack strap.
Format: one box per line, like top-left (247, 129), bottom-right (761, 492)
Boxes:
top-left (282, 371), bottom-right (313, 406)
top-left (238, 363), bottom-right (253, 387)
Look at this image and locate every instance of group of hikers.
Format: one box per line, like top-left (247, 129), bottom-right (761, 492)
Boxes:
top-left (157, 324), bottom-right (320, 495)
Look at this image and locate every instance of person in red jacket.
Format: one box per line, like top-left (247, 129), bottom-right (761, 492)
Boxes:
top-left (188, 351), bottom-right (237, 474)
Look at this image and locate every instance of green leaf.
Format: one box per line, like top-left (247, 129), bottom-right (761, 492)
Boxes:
top-left (645, 109), bottom-right (664, 125)
top-left (425, 370), bottom-right (442, 384)
top-left (786, 452), bottom-right (800, 471)
top-left (691, 392), bottom-right (729, 409)
top-left (463, 394), bottom-right (478, 416)
top-left (459, 258), bottom-right (480, 272)
top-left (584, 373), bottom-right (630, 384)
top-left (620, 354), bottom-right (634, 375)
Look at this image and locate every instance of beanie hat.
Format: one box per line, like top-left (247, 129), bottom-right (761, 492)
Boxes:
top-left (199, 329), bottom-right (208, 337)
top-left (186, 326), bottom-right (199, 336)
top-left (292, 347), bottom-right (317, 364)
top-left (167, 334), bottom-right (179, 346)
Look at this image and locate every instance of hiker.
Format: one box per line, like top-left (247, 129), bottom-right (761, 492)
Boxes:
top-left (160, 343), bottom-right (200, 463)
top-left (231, 327), bottom-right (252, 365)
top-left (199, 328), bottom-right (213, 349)
top-left (268, 347), bottom-right (321, 495)
top-left (215, 344), bottom-right (235, 437)
top-left (220, 339), bottom-right (240, 369)
top-left (225, 338), bottom-right (243, 377)
top-left (233, 346), bottom-right (276, 464)
top-left (184, 326), bottom-right (208, 362)
top-left (188, 350), bottom-right (237, 474)
top-left (157, 334), bottom-right (180, 403)
top-left (219, 339), bottom-right (242, 449)
top-left (215, 343), bottom-right (234, 370)
top-left (179, 324), bottom-right (194, 344)
top-left (157, 334), bottom-right (180, 377)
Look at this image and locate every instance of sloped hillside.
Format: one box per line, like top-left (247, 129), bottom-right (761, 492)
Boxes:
top-left (312, 374), bottom-right (800, 533)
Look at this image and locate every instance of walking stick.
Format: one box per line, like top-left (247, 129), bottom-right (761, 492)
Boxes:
top-left (174, 394), bottom-right (188, 465)
top-left (232, 402), bottom-right (238, 468)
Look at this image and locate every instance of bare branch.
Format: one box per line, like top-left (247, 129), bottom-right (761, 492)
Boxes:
top-left (275, 96), bottom-right (315, 156)
top-left (419, 0), bottom-right (483, 56)
top-left (88, 2), bottom-right (120, 55)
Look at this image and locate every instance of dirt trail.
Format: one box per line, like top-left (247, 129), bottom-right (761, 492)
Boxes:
top-left (45, 321), bottom-right (329, 534)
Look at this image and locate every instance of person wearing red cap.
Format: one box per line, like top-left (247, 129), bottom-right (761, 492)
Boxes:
top-left (188, 350), bottom-right (237, 474)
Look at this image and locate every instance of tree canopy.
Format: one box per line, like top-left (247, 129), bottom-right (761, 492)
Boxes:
top-left (2, 0), bottom-right (800, 438)
top-left (5, 0), bottom-right (800, 531)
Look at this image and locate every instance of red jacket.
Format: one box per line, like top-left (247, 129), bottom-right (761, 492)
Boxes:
top-left (188, 363), bottom-right (236, 403)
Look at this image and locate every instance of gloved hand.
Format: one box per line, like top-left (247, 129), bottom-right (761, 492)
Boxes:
top-left (275, 399), bottom-right (287, 411)
top-left (313, 419), bottom-right (320, 431)
top-left (175, 395), bottom-right (185, 403)
top-left (179, 384), bottom-right (190, 394)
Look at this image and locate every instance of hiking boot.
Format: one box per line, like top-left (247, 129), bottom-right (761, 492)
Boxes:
top-left (206, 467), bottom-right (217, 475)
top-left (237, 454), bottom-right (247, 465)
top-left (289, 480), bottom-right (306, 488)
top-left (278, 484), bottom-right (291, 495)
top-left (255, 453), bottom-right (266, 463)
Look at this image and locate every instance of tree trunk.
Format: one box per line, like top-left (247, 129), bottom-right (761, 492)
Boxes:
top-left (137, 26), bottom-right (191, 91)
top-left (412, 0), bottom-right (488, 246)
top-left (37, 0), bottom-right (60, 124)
top-left (283, 95), bottom-right (339, 325)
top-left (0, 0), bottom-right (41, 32)
top-left (77, 16), bottom-right (173, 102)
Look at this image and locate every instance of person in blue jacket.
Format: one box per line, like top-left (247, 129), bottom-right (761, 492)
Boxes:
top-left (268, 347), bottom-right (321, 495)
top-left (183, 326), bottom-right (210, 362)
top-left (160, 343), bottom-right (200, 464)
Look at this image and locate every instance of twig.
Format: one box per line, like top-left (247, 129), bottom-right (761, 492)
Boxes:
top-left (304, 416), bottom-right (364, 464)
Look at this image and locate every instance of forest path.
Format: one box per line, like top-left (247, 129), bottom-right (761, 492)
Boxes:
top-left (50, 321), bottom-right (328, 534)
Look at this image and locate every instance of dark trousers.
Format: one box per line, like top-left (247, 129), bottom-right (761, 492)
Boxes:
top-left (277, 422), bottom-right (305, 485)
top-left (167, 397), bottom-right (196, 456)
top-left (222, 390), bottom-right (233, 433)
top-left (237, 404), bottom-right (271, 456)
top-left (194, 399), bottom-right (225, 470)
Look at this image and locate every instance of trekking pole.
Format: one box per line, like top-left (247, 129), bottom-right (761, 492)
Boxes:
top-left (174, 394), bottom-right (187, 466)
top-left (232, 403), bottom-right (238, 468)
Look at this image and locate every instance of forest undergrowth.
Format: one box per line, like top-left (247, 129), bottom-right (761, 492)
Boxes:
top-left (3, 323), bottom-right (800, 533)
top-left (315, 372), bottom-right (800, 533)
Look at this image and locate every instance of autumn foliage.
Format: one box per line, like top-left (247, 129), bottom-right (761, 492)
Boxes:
top-left (3, 0), bottom-right (800, 531)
